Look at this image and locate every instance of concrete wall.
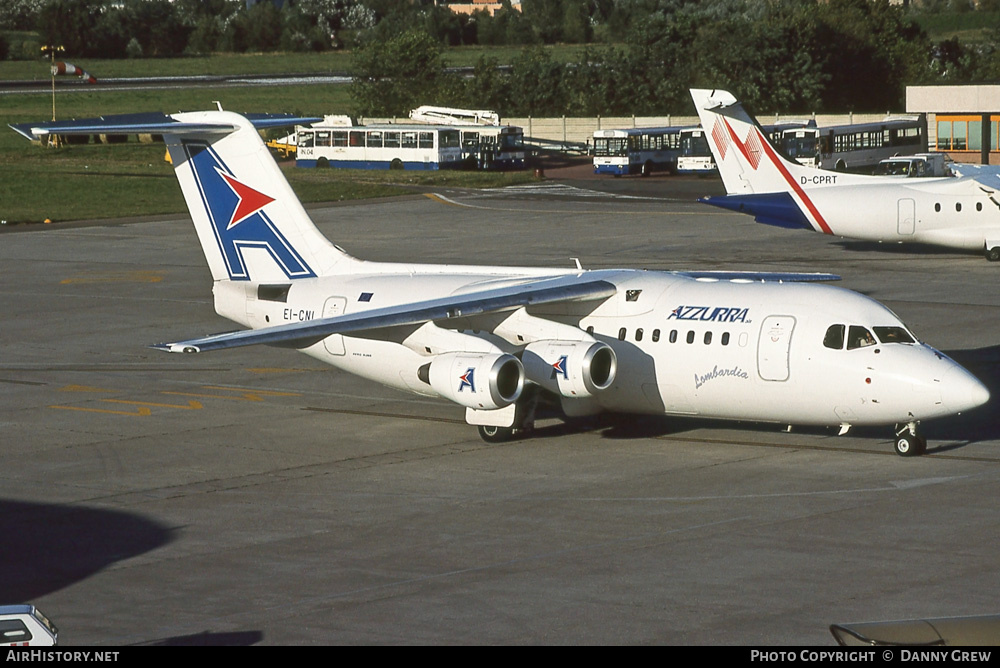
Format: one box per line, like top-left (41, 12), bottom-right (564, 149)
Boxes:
top-left (361, 113), bottom-right (901, 147)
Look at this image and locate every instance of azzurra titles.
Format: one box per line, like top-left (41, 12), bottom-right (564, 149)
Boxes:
top-left (668, 306), bottom-right (750, 323)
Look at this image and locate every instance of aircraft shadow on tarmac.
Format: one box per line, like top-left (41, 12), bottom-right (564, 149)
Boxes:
top-left (834, 239), bottom-right (976, 258)
top-left (0, 499), bottom-right (172, 602)
top-left (530, 344), bottom-right (1000, 454)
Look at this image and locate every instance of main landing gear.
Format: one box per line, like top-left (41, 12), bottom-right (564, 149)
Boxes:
top-left (477, 425), bottom-right (518, 443)
top-left (894, 422), bottom-right (927, 457)
top-left (475, 390), bottom-right (539, 444)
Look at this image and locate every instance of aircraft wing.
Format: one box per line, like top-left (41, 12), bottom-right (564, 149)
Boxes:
top-left (154, 269), bottom-right (838, 354)
top-left (941, 164), bottom-right (1000, 193)
top-left (153, 273), bottom-right (618, 353)
top-left (949, 163), bottom-right (1000, 179)
top-left (831, 614), bottom-right (1000, 646)
top-left (9, 112), bottom-right (321, 140)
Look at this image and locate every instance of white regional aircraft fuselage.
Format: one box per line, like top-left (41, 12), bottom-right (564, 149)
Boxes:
top-left (222, 268), bottom-right (984, 429)
top-left (690, 88), bottom-right (1000, 260)
top-left (19, 110), bottom-right (990, 456)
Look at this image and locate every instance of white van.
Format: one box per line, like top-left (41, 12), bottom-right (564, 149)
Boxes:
top-left (874, 152), bottom-right (951, 177)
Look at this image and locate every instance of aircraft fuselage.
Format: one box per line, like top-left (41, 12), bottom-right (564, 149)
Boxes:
top-left (805, 179), bottom-right (1000, 250)
top-left (214, 268), bottom-right (986, 429)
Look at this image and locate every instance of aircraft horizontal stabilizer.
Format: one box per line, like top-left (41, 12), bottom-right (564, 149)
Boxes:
top-left (699, 194), bottom-right (817, 231)
top-left (153, 273), bottom-right (618, 353)
top-left (9, 112), bottom-right (320, 141)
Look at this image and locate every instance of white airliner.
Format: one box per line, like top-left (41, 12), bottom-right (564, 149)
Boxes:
top-left (16, 111), bottom-right (990, 456)
top-left (690, 88), bottom-right (1000, 261)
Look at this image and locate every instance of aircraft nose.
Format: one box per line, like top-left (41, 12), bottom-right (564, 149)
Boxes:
top-left (941, 365), bottom-right (990, 414)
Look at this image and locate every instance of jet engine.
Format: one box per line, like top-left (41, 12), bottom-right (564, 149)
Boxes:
top-left (521, 340), bottom-right (617, 398)
top-left (419, 352), bottom-right (524, 411)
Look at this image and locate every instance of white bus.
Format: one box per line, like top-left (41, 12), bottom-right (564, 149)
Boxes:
top-left (296, 124), bottom-right (464, 170)
top-left (593, 127), bottom-right (683, 176)
top-left (777, 116), bottom-right (926, 171)
top-left (676, 127), bottom-right (715, 175)
top-left (460, 125), bottom-right (526, 170)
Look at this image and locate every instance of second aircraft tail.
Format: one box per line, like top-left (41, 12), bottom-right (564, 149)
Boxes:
top-left (690, 88), bottom-right (810, 196)
top-left (690, 89), bottom-right (837, 234)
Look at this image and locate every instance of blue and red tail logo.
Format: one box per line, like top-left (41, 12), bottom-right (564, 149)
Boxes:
top-left (185, 142), bottom-right (315, 281)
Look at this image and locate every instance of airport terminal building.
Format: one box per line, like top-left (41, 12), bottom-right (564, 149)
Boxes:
top-left (907, 84), bottom-right (1000, 165)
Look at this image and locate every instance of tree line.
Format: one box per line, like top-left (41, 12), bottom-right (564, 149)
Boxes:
top-left (3, 0), bottom-right (1000, 115)
top-left (353, 0), bottom-right (1000, 116)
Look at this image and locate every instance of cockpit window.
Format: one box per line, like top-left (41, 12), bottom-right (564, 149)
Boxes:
top-left (847, 325), bottom-right (877, 350)
top-left (873, 326), bottom-right (915, 344)
top-left (823, 324), bottom-right (845, 350)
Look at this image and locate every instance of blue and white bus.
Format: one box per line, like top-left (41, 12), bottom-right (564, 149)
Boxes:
top-left (296, 124), bottom-right (464, 170)
top-left (593, 127), bottom-right (683, 176)
top-left (460, 125), bottom-right (526, 170)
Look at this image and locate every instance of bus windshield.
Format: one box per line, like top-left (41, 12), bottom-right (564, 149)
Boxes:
top-left (594, 138), bottom-right (628, 157)
top-left (782, 133), bottom-right (817, 159)
top-left (682, 134), bottom-right (710, 156)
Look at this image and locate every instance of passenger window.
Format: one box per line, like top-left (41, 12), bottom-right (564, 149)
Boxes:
top-left (686, 331), bottom-right (695, 344)
top-left (652, 329), bottom-right (660, 342)
top-left (618, 327), bottom-right (626, 341)
top-left (934, 203), bottom-right (941, 212)
top-left (669, 330), bottom-right (677, 343)
top-left (704, 331), bottom-right (712, 345)
top-left (823, 324), bottom-right (845, 350)
top-left (847, 325), bottom-right (877, 350)
top-left (721, 332), bottom-right (730, 346)
top-left (956, 203), bottom-right (962, 212)
top-left (635, 328), bottom-right (643, 342)
top-left (978, 202), bottom-right (983, 211)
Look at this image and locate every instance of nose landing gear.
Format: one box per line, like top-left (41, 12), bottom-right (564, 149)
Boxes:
top-left (894, 422), bottom-right (927, 457)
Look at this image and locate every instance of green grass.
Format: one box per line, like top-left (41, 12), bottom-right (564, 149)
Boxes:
top-left (911, 10), bottom-right (1000, 44)
top-left (0, 51), bottom-right (356, 82)
top-left (0, 142), bottom-right (182, 223)
top-left (0, 44), bottom-right (593, 82)
top-left (0, 81), bottom-right (536, 224)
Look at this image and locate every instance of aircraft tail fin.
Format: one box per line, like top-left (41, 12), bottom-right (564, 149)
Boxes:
top-left (690, 89), bottom-right (835, 235)
top-left (21, 111), bottom-right (358, 283)
top-left (163, 111), bottom-right (359, 282)
top-left (690, 89), bottom-right (810, 196)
